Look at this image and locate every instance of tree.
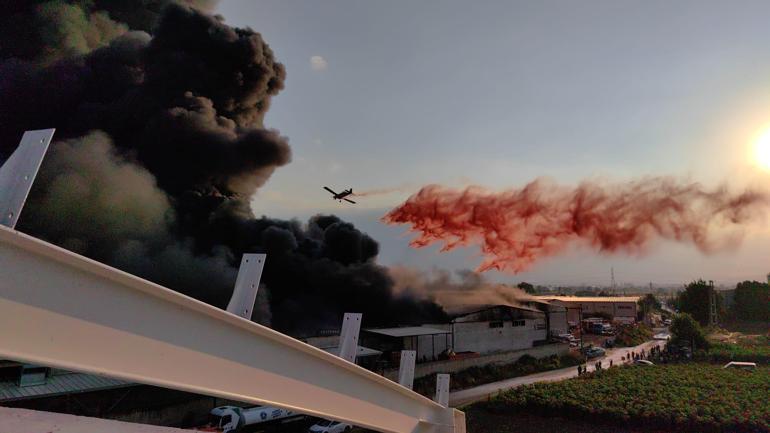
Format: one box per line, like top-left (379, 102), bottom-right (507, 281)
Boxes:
top-left (638, 293), bottom-right (661, 319)
top-left (670, 313), bottom-right (709, 350)
top-left (676, 279), bottom-right (722, 326)
top-left (734, 281), bottom-right (770, 321)
top-left (518, 282), bottom-right (536, 294)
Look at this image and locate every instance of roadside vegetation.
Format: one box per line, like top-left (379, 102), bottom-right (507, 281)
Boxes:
top-left (670, 313), bottom-right (710, 350)
top-left (613, 323), bottom-right (653, 347)
top-left (707, 338), bottom-right (770, 364)
top-left (413, 353), bottom-right (581, 397)
top-left (473, 363), bottom-right (770, 433)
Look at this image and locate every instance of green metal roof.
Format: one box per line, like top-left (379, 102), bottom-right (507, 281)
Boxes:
top-left (0, 372), bottom-right (133, 401)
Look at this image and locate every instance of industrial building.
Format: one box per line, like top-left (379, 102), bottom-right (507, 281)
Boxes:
top-left (360, 303), bottom-right (568, 363)
top-left (522, 300), bottom-right (570, 336)
top-left (451, 305), bottom-right (548, 354)
top-left (360, 326), bottom-right (452, 363)
top-left (302, 333), bottom-right (384, 369)
top-left (534, 296), bottom-right (641, 324)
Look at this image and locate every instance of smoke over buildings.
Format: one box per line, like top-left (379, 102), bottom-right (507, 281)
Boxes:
top-left (0, 0), bottom-right (447, 335)
top-left (389, 266), bottom-right (534, 312)
top-left (385, 178), bottom-right (770, 274)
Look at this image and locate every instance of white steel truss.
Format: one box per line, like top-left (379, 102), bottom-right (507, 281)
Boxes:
top-left (0, 131), bottom-right (465, 433)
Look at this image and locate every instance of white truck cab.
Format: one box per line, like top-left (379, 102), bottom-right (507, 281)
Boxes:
top-left (208, 405), bottom-right (298, 432)
top-left (308, 419), bottom-right (352, 433)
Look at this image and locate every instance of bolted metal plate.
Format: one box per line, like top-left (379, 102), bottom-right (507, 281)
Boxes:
top-left (0, 129), bottom-right (55, 229)
top-left (226, 253), bottom-right (266, 319)
top-left (339, 313), bottom-right (362, 364)
top-left (398, 350), bottom-right (416, 390)
top-left (435, 374), bottom-right (450, 407)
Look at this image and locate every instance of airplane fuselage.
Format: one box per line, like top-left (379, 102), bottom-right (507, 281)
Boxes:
top-left (332, 189), bottom-right (353, 200)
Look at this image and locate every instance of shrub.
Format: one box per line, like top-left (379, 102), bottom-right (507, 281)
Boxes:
top-left (412, 353), bottom-right (582, 396)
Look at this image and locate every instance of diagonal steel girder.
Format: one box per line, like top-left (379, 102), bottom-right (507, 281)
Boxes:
top-left (0, 225), bottom-right (464, 433)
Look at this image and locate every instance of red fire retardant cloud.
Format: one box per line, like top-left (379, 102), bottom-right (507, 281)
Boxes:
top-left (383, 178), bottom-right (769, 273)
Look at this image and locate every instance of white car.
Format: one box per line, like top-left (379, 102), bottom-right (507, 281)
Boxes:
top-left (723, 361), bottom-right (756, 370)
top-left (653, 333), bottom-right (671, 341)
top-left (633, 359), bottom-right (654, 366)
top-left (308, 419), bottom-right (352, 433)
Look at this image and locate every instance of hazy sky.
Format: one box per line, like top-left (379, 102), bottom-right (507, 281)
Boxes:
top-left (217, 1), bottom-right (770, 286)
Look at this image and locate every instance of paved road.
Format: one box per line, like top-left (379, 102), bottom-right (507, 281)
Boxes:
top-left (449, 340), bottom-right (665, 407)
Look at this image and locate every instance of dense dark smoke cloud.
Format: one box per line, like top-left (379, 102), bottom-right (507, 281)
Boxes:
top-left (1, 0), bottom-right (446, 334)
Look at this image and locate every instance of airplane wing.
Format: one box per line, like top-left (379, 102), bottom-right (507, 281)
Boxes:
top-left (323, 186), bottom-right (337, 195)
top-left (344, 199), bottom-right (356, 204)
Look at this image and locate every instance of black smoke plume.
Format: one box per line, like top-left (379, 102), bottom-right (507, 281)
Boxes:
top-left (0, 1), bottom-right (447, 335)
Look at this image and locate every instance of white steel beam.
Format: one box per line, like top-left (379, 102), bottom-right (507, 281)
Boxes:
top-left (0, 225), bottom-right (464, 433)
top-left (338, 312), bottom-right (362, 364)
top-left (0, 129), bottom-right (55, 228)
top-left (226, 253), bottom-right (265, 319)
top-left (398, 351), bottom-right (416, 390)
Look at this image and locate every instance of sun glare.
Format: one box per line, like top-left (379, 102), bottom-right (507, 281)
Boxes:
top-left (753, 127), bottom-right (770, 170)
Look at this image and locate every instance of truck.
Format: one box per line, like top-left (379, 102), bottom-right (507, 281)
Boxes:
top-left (205, 405), bottom-right (304, 433)
top-left (582, 319), bottom-right (613, 335)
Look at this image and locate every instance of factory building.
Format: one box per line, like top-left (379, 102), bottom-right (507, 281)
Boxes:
top-left (450, 305), bottom-right (549, 354)
top-left (534, 296), bottom-right (641, 324)
top-left (360, 327), bottom-right (452, 364)
top-left (361, 303), bottom-right (569, 362)
top-left (302, 333), bottom-right (384, 369)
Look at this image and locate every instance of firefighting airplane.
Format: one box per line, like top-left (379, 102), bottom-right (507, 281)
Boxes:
top-left (323, 186), bottom-right (356, 204)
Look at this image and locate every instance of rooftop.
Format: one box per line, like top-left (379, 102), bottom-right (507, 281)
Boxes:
top-left (363, 326), bottom-right (450, 338)
top-left (535, 296), bottom-right (641, 303)
top-left (0, 407), bottom-right (195, 433)
top-left (322, 346), bottom-right (383, 357)
top-left (0, 372), bottom-right (132, 402)
top-left (450, 303), bottom-right (545, 317)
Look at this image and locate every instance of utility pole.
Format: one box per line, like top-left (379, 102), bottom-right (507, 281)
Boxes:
top-left (708, 280), bottom-right (718, 326)
top-left (611, 267), bottom-right (616, 294)
top-left (578, 306), bottom-right (585, 362)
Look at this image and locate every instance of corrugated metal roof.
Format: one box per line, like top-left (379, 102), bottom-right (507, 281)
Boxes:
top-left (363, 327), bottom-right (451, 337)
top-left (449, 303), bottom-right (546, 317)
top-left (1, 407), bottom-right (197, 432)
top-left (322, 346), bottom-right (383, 357)
top-left (534, 296), bottom-right (641, 303)
top-left (0, 372), bottom-right (133, 402)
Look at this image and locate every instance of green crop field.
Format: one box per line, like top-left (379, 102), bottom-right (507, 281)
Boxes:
top-left (707, 335), bottom-right (770, 364)
top-left (474, 364), bottom-right (770, 433)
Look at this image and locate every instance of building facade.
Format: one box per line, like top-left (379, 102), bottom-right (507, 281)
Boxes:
top-left (451, 305), bottom-right (548, 355)
top-left (360, 327), bottom-right (452, 364)
top-left (534, 296), bottom-right (640, 324)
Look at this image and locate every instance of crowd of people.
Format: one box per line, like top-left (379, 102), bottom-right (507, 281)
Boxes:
top-left (577, 344), bottom-right (665, 376)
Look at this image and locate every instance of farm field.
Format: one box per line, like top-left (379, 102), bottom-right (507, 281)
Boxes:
top-left (707, 327), bottom-right (770, 364)
top-left (469, 363), bottom-right (770, 433)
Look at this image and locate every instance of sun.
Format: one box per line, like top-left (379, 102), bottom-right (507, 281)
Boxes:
top-left (753, 127), bottom-right (770, 170)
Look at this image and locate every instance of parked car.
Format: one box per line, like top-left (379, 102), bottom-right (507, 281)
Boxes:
top-left (633, 359), bottom-right (654, 366)
top-left (584, 347), bottom-right (606, 359)
top-left (653, 333), bottom-right (671, 341)
top-left (308, 420), bottom-right (351, 433)
top-left (556, 333), bottom-right (578, 343)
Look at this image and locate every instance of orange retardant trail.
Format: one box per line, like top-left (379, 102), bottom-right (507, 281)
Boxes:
top-left (383, 178), bottom-right (769, 273)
